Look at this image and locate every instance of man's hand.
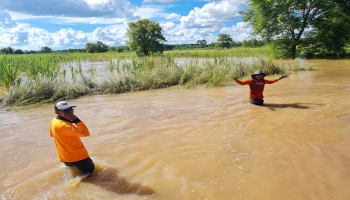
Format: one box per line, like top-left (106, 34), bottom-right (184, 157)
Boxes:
top-left (63, 112), bottom-right (78, 121)
top-left (279, 74), bottom-right (289, 79)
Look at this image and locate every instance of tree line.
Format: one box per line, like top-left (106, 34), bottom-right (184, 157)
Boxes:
top-left (0, 46), bottom-right (53, 54)
top-left (166, 38), bottom-right (265, 50)
top-left (0, 37), bottom-right (264, 55)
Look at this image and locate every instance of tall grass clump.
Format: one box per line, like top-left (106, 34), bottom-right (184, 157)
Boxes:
top-left (277, 60), bottom-right (314, 72)
top-left (0, 54), bottom-right (91, 106)
top-left (98, 57), bottom-right (182, 94)
top-left (0, 54), bottom-right (73, 92)
top-left (22, 55), bottom-right (62, 78)
top-left (3, 75), bottom-right (90, 106)
top-left (0, 55), bottom-right (19, 91)
top-left (178, 57), bottom-right (288, 88)
top-left (250, 57), bottom-right (284, 74)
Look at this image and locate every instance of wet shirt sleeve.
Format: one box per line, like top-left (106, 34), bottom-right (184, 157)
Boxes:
top-left (234, 79), bottom-right (252, 85)
top-left (72, 121), bottom-right (90, 137)
top-left (264, 78), bottom-right (279, 84)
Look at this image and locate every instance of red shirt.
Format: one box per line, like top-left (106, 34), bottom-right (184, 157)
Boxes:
top-left (234, 78), bottom-right (279, 99)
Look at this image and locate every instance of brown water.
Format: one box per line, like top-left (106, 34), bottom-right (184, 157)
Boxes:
top-left (1, 59), bottom-right (350, 200)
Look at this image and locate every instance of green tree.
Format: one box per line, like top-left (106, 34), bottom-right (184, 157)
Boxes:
top-left (126, 19), bottom-right (166, 56)
top-left (14, 49), bottom-right (24, 54)
top-left (300, 0), bottom-right (350, 58)
top-left (242, 39), bottom-right (261, 48)
top-left (0, 47), bottom-right (14, 54)
top-left (41, 46), bottom-right (52, 53)
top-left (95, 41), bottom-right (109, 53)
top-left (241, 0), bottom-right (350, 59)
top-left (216, 34), bottom-right (233, 48)
top-left (242, 40), bottom-right (248, 48)
top-left (115, 47), bottom-right (124, 52)
top-left (231, 41), bottom-right (243, 47)
top-left (85, 43), bottom-right (95, 53)
top-left (68, 48), bottom-right (76, 52)
top-left (207, 42), bottom-right (217, 48)
top-left (85, 41), bottom-right (109, 53)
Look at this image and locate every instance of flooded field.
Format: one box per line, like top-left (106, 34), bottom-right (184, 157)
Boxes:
top-left (1, 59), bottom-right (350, 200)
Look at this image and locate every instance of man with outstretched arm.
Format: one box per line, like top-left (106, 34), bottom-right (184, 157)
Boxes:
top-left (233, 70), bottom-right (289, 106)
top-left (50, 101), bottom-right (95, 177)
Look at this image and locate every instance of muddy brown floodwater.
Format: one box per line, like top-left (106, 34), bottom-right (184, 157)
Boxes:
top-left (1, 59), bottom-right (350, 200)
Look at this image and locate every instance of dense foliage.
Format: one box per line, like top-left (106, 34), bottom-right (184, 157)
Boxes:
top-left (85, 41), bottom-right (109, 53)
top-left (41, 46), bottom-right (52, 53)
top-left (126, 19), bottom-right (167, 56)
top-left (216, 34), bottom-right (234, 48)
top-left (241, 0), bottom-right (350, 59)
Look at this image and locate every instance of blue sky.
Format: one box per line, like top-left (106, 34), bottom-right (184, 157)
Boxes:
top-left (0, 0), bottom-right (253, 51)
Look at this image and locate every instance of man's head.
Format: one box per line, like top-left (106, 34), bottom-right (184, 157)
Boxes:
top-left (54, 101), bottom-right (76, 116)
top-left (251, 70), bottom-right (266, 80)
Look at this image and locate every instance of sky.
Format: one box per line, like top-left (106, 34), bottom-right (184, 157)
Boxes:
top-left (0, 0), bottom-right (254, 51)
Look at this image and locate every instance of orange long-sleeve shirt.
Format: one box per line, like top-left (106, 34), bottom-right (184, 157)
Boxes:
top-left (234, 78), bottom-right (279, 99)
top-left (50, 116), bottom-right (90, 162)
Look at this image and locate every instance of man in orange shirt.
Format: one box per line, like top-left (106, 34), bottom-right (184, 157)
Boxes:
top-left (50, 101), bottom-right (95, 176)
top-left (233, 70), bottom-right (289, 106)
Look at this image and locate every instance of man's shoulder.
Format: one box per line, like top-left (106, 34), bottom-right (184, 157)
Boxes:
top-left (244, 79), bottom-right (253, 83)
top-left (51, 117), bottom-right (60, 122)
top-left (51, 117), bottom-right (66, 125)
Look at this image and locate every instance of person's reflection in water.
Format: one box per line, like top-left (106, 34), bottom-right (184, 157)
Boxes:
top-left (263, 103), bottom-right (311, 111)
top-left (234, 70), bottom-right (289, 106)
top-left (81, 164), bottom-right (155, 196)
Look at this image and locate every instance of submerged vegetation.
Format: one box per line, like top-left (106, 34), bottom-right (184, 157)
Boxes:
top-left (0, 48), bottom-right (312, 107)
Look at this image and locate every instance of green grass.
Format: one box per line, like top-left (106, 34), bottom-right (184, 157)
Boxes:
top-left (0, 49), bottom-right (308, 107)
top-left (165, 46), bottom-right (271, 58)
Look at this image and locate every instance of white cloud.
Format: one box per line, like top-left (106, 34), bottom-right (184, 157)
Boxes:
top-left (0, 0), bottom-right (253, 50)
top-left (0, 0), bottom-right (139, 19)
top-left (160, 21), bottom-right (176, 28)
top-left (49, 16), bottom-right (129, 25)
top-left (161, 22), bottom-right (218, 44)
top-left (85, 0), bottom-right (111, 9)
top-left (166, 13), bottom-right (181, 20)
top-left (180, 0), bottom-right (248, 28)
top-left (48, 27), bottom-right (127, 49)
top-left (90, 27), bottom-right (125, 44)
top-left (144, 0), bottom-right (178, 3)
top-left (0, 23), bottom-right (128, 50)
top-left (137, 5), bottom-right (170, 19)
top-left (161, 20), bottom-right (253, 45)
top-left (220, 22), bottom-right (253, 41)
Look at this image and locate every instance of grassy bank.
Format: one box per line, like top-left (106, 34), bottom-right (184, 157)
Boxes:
top-left (0, 48), bottom-right (310, 108)
top-left (165, 47), bottom-right (271, 58)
